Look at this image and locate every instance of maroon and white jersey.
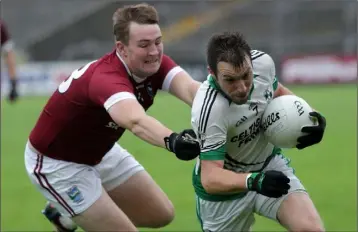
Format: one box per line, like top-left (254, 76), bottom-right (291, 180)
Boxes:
top-left (29, 50), bottom-right (183, 165)
top-left (0, 20), bottom-right (14, 53)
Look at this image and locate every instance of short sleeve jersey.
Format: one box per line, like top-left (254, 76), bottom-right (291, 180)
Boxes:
top-left (29, 50), bottom-right (183, 165)
top-left (191, 50), bottom-right (281, 201)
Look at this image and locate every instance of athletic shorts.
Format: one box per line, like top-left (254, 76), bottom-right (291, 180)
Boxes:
top-left (196, 154), bottom-right (307, 232)
top-left (24, 141), bottom-right (144, 217)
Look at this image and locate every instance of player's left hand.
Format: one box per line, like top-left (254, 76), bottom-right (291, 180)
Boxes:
top-left (165, 129), bottom-right (200, 161)
top-left (296, 111), bottom-right (326, 150)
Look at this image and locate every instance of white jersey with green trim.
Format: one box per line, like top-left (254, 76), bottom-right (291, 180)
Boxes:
top-left (192, 50), bottom-right (279, 175)
top-left (192, 50), bottom-right (280, 201)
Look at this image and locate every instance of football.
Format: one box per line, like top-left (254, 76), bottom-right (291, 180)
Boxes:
top-left (261, 95), bottom-right (317, 148)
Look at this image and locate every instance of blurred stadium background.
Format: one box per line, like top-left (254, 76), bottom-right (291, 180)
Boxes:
top-left (1, 0), bottom-right (357, 231)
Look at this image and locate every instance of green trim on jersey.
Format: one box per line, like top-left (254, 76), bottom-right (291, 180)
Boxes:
top-left (192, 163), bottom-right (248, 202)
top-left (207, 75), bottom-right (231, 103)
top-left (193, 146), bottom-right (283, 201)
top-left (200, 144), bottom-right (226, 160)
top-left (273, 76), bottom-right (278, 91)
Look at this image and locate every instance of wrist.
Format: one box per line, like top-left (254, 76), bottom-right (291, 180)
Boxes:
top-left (164, 132), bottom-right (177, 152)
top-left (246, 172), bottom-right (260, 190)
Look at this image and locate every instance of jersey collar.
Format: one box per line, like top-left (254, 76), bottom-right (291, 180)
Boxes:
top-left (116, 52), bottom-right (147, 83)
top-left (207, 74), bottom-right (255, 103)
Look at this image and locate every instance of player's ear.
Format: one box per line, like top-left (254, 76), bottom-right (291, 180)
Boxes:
top-left (116, 41), bottom-right (127, 57)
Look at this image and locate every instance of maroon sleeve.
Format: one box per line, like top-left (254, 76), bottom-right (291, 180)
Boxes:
top-left (156, 54), bottom-right (179, 89)
top-left (88, 70), bottom-right (135, 107)
top-left (1, 21), bottom-right (10, 45)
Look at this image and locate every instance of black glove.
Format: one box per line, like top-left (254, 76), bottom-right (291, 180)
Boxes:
top-left (247, 170), bottom-right (290, 198)
top-left (164, 129), bottom-right (200, 161)
top-left (296, 111), bottom-right (326, 150)
top-left (8, 79), bottom-right (19, 103)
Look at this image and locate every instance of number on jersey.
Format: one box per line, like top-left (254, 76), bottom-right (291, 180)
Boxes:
top-left (58, 60), bottom-right (97, 93)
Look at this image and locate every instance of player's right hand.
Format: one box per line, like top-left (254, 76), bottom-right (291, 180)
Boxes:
top-left (164, 129), bottom-right (200, 161)
top-left (246, 170), bottom-right (290, 198)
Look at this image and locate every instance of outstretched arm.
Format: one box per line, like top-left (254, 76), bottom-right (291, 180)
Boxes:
top-left (108, 98), bottom-right (200, 160)
top-left (108, 98), bottom-right (172, 148)
top-left (168, 70), bottom-right (201, 106)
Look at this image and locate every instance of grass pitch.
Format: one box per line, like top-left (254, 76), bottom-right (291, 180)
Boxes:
top-left (1, 84), bottom-right (356, 231)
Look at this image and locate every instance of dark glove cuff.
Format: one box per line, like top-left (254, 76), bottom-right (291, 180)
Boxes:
top-left (164, 133), bottom-right (178, 152)
top-left (246, 172), bottom-right (260, 190)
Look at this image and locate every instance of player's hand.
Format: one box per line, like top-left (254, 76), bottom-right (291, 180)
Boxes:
top-left (164, 129), bottom-right (200, 161)
top-left (8, 79), bottom-right (19, 103)
top-left (296, 111), bottom-right (326, 150)
top-left (247, 170), bottom-right (290, 198)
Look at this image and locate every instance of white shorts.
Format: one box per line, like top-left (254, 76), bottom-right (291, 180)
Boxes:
top-left (24, 142), bottom-right (144, 217)
top-left (196, 154), bottom-right (307, 232)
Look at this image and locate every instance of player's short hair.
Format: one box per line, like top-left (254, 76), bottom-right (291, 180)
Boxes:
top-left (207, 32), bottom-right (251, 76)
top-left (112, 3), bottom-right (159, 44)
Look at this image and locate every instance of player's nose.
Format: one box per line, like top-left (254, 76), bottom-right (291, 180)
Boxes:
top-left (148, 44), bottom-right (160, 56)
top-left (236, 81), bottom-right (248, 94)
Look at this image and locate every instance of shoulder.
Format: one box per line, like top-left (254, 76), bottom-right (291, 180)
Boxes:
top-left (91, 53), bottom-right (132, 86)
top-left (157, 54), bottom-right (181, 75)
top-left (192, 81), bottom-right (230, 125)
top-left (251, 50), bottom-right (275, 74)
top-left (152, 54), bottom-right (183, 89)
top-left (88, 54), bottom-right (135, 99)
top-left (251, 50), bottom-right (275, 77)
top-left (161, 54), bottom-right (177, 67)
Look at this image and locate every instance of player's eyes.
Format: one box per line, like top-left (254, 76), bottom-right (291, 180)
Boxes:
top-left (138, 44), bottom-right (148, 48)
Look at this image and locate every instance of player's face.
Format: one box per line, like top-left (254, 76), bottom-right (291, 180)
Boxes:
top-left (122, 22), bottom-right (163, 79)
top-left (216, 57), bottom-right (253, 105)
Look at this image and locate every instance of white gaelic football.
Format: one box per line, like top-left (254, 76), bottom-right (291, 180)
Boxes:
top-left (261, 95), bottom-right (317, 148)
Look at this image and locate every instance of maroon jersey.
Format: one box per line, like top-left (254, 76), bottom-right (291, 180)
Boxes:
top-left (29, 50), bottom-right (182, 165)
top-left (0, 20), bottom-right (12, 51)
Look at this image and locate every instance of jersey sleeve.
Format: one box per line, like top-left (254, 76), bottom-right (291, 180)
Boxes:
top-left (191, 90), bottom-right (229, 160)
top-left (88, 71), bottom-right (137, 111)
top-left (157, 54), bottom-right (184, 91)
top-left (251, 50), bottom-right (278, 91)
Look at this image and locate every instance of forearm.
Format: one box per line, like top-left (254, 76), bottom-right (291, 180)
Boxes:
top-left (203, 167), bottom-right (250, 194)
top-left (169, 73), bottom-right (200, 106)
top-left (5, 51), bottom-right (16, 80)
top-left (189, 80), bottom-right (200, 105)
top-left (130, 115), bottom-right (172, 149)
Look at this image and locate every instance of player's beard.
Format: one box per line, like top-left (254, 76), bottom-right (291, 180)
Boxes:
top-left (232, 89), bottom-right (250, 105)
top-left (231, 95), bottom-right (248, 105)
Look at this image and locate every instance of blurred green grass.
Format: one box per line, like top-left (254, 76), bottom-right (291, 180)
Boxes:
top-left (1, 84), bottom-right (356, 231)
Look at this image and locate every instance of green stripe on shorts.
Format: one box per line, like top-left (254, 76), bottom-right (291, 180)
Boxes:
top-left (195, 196), bottom-right (204, 232)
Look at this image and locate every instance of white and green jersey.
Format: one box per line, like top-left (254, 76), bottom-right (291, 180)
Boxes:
top-left (191, 50), bottom-right (281, 201)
